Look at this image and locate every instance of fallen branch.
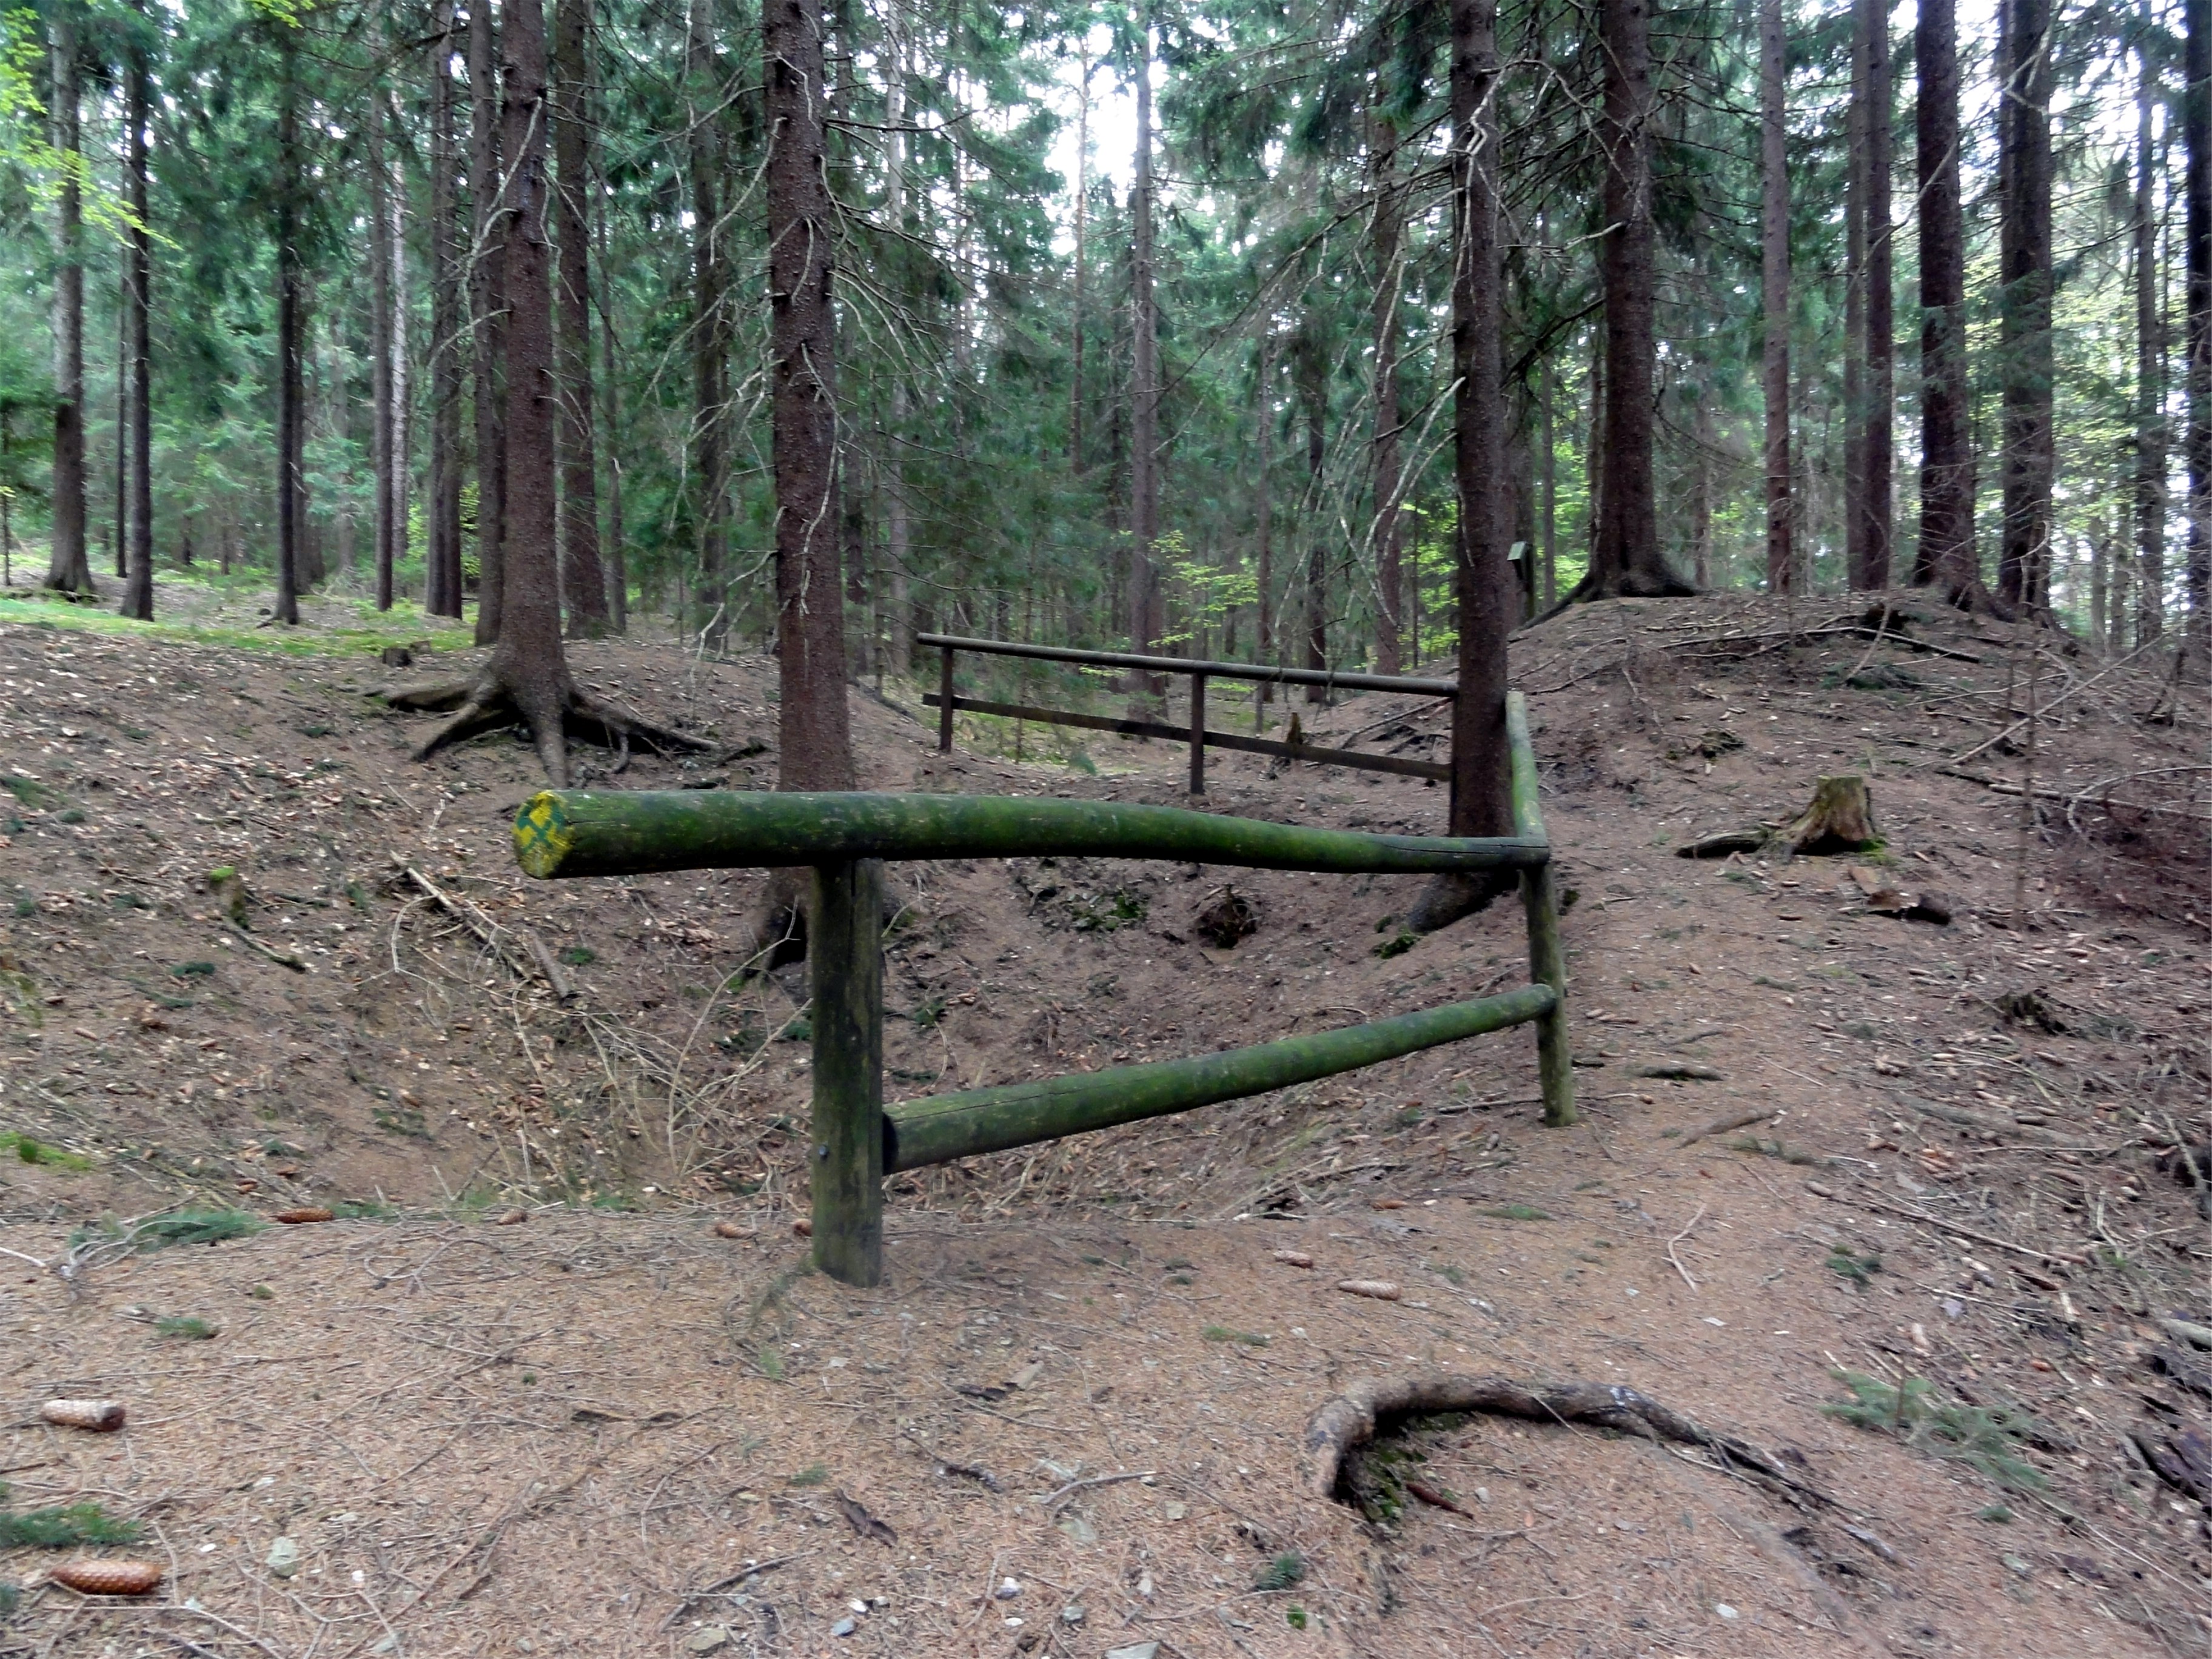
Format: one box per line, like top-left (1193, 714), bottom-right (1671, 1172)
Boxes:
top-left (1678, 1108), bottom-right (1773, 1148)
top-left (224, 925), bottom-right (306, 973)
top-left (1936, 768), bottom-right (2212, 825)
top-left (1304, 1373), bottom-right (1827, 1505)
top-left (1667, 1203), bottom-right (1708, 1292)
top-left (1838, 1187), bottom-right (2086, 1266)
top-left (1950, 638), bottom-right (2165, 765)
top-left (395, 860), bottom-right (572, 997)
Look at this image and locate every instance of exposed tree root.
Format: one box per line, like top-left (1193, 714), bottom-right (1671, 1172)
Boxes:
top-left (1304, 1372), bottom-right (1829, 1506)
top-left (380, 674), bottom-right (712, 786)
top-left (1404, 868), bottom-right (1518, 934)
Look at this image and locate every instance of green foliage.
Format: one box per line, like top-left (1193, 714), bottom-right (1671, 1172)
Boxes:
top-left (0, 1500), bottom-right (144, 1549)
top-left (3, 1133), bottom-right (90, 1171)
top-left (1253, 1553), bottom-right (1306, 1592)
top-left (1480, 1204), bottom-right (1551, 1222)
top-left (560, 946), bottom-right (597, 966)
top-left (788, 1461), bottom-right (829, 1487)
top-left (1822, 1372), bottom-right (2048, 1493)
top-left (155, 1315), bottom-right (218, 1339)
top-left (70, 1208), bottom-right (264, 1253)
top-left (1373, 928), bottom-right (1419, 959)
top-left (170, 961), bottom-right (217, 978)
top-left (1825, 1245), bottom-right (1882, 1287)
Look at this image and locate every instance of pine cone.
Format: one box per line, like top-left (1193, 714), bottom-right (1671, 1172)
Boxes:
top-left (273, 1207), bottom-right (335, 1224)
top-left (41, 1399), bottom-right (126, 1432)
top-left (49, 1560), bottom-right (163, 1596)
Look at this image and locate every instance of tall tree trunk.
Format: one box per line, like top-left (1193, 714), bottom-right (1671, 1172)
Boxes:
top-left (1843, 12), bottom-right (1867, 589)
top-left (1848, 0), bottom-right (1894, 588)
top-left (489, 0), bottom-right (571, 777)
top-left (2137, 1), bottom-right (2167, 643)
top-left (766, 0), bottom-right (853, 788)
top-left (1128, 15), bottom-right (1161, 685)
top-left (1255, 330), bottom-right (1274, 690)
top-left (1915, 0), bottom-right (1977, 600)
top-left (594, 121), bottom-right (626, 631)
top-left (879, 22), bottom-right (909, 675)
top-left (1369, 106), bottom-right (1405, 676)
top-left (389, 119), bottom-right (412, 603)
top-left (276, 30), bottom-right (303, 626)
top-left (45, 6), bottom-right (92, 598)
top-left (369, 89), bottom-right (396, 610)
top-left (552, 0), bottom-right (607, 634)
top-left (1760, 0), bottom-right (1792, 595)
top-left (2187, 0), bottom-right (2212, 647)
top-left (1997, 0), bottom-right (2054, 611)
top-left (469, 0), bottom-right (509, 643)
top-left (1070, 51), bottom-right (1090, 469)
top-left (1412, 0), bottom-right (1512, 933)
top-left (1298, 330), bottom-right (1327, 701)
top-left (1539, 351), bottom-right (1557, 607)
top-left (1586, 0), bottom-right (1686, 595)
top-left (120, 21), bottom-right (152, 622)
top-left (426, 0), bottom-right (466, 618)
top-left (689, 0), bottom-right (728, 648)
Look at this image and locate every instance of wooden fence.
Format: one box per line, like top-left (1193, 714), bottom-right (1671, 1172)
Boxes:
top-left (917, 631), bottom-right (1457, 791)
top-left (512, 693), bottom-right (1571, 1287)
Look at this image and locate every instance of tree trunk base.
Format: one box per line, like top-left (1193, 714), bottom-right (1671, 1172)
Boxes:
top-left (388, 672), bottom-right (711, 787)
top-left (1677, 774), bottom-right (1878, 859)
top-left (1304, 1372), bottom-right (1827, 1506)
top-left (1404, 868), bottom-right (1518, 934)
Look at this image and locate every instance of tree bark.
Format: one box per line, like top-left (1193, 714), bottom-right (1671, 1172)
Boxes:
top-left (1255, 329), bottom-right (1274, 692)
top-left (45, 6), bottom-right (92, 598)
top-left (389, 117), bottom-right (412, 605)
top-left (1759, 0), bottom-right (1792, 594)
top-left (689, 0), bottom-right (728, 648)
top-left (1410, 0), bottom-right (1513, 934)
top-left (594, 114), bottom-right (626, 632)
top-left (426, 0), bottom-right (466, 618)
top-left (119, 22), bottom-right (152, 623)
top-left (276, 29), bottom-right (303, 626)
top-left (469, 0), bottom-right (509, 644)
top-left (879, 22), bottom-right (910, 675)
top-left (2137, 1), bottom-right (2166, 644)
top-left (1586, 0), bottom-right (1687, 596)
top-left (1128, 15), bottom-right (1162, 684)
top-left (1070, 51), bottom-right (1090, 469)
top-left (1297, 327), bottom-right (1328, 701)
top-left (766, 0), bottom-right (853, 789)
top-left (369, 89), bottom-right (396, 611)
top-left (552, 0), bottom-right (608, 634)
top-left (2187, 0), bottom-right (2212, 648)
top-left (1915, 0), bottom-right (1977, 602)
top-left (1369, 104), bottom-right (1405, 676)
top-left (1996, 0), bottom-right (2054, 612)
top-left (1849, 0), bottom-right (1894, 589)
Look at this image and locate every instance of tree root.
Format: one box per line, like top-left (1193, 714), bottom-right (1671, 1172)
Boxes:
top-left (1404, 868), bottom-right (1518, 934)
top-left (1304, 1372), bottom-right (1829, 1506)
top-left (390, 676), bottom-right (712, 784)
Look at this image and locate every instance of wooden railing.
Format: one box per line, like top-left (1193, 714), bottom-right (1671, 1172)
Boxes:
top-left (512, 693), bottom-right (1572, 1286)
top-left (917, 631), bottom-right (1456, 791)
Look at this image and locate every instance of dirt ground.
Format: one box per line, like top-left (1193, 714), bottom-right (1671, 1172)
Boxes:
top-left (2, 581), bottom-right (2209, 1658)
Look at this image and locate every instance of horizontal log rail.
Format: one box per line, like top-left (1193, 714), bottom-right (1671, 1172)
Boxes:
top-left (919, 693), bottom-right (1451, 781)
top-left (917, 633), bottom-right (1453, 793)
top-left (885, 985), bottom-right (1557, 1171)
top-left (512, 789), bottom-right (1541, 879)
top-left (511, 692), bottom-right (1573, 1287)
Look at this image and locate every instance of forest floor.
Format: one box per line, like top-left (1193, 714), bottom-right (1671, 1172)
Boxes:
top-left (1, 576), bottom-right (2208, 1659)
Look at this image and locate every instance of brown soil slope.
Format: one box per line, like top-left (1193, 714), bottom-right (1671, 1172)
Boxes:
top-left (1, 589), bottom-right (2207, 1658)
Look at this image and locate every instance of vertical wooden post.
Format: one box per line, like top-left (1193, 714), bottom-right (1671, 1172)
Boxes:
top-left (1520, 864), bottom-right (1575, 1127)
top-left (1504, 691), bottom-right (1574, 1127)
top-left (809, 858), bottom-right (885, 1285)
top-left (1188, 672), bottom-right (1207, 794)
top-left (937, 645), bottom-right (955, 752)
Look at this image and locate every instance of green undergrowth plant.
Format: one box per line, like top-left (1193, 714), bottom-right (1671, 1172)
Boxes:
top-left (0, 1487), bottom-right (144, 1549)
top-left (1822, 1371), bottom-right (2048, 1493)
top-left (1826, 1245), bottom-right (1883, 1288)
top-left (155, 1316), bottom-right (218, 1340)
top-left (1253, 1552), bottom-right (1305, 1592)
top-left (70, 1207), bottom-right (264, 1255)
top-left (3, 1133), bottom-right (92, 1171)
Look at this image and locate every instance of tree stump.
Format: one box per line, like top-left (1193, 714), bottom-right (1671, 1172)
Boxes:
top-left (1781, 774), bottom-right (1877, 854)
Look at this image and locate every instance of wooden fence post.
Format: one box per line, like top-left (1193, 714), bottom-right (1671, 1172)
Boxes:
top-left (810, 858), bottom-right (885, 1285)
top-left (1505, 692), bottom-right (1575, 1127)
top-left (937, 646), bottom-right (956, 753)
top-left (1188, 672), bottom-right (1206, 794)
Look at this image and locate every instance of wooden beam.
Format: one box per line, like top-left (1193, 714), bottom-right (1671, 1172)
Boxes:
top-left (914, 632), bottom-right (1458, 697)
top-left (809, 859), bottom-right (884, 1286)
top-left (1506, 692), bottom-right (1575, 1127)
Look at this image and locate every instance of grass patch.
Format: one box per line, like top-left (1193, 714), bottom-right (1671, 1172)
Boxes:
top-left (70, 1208), bottom-right (265, 1254)
top-left (155, 1315), bottom-right (218, 1340)
top-left (1480, 1204), bottom-right (1552, 1222)
top-left (170, 960), bottom-right (218, 979)
top-left (1823, 1371), bottom-right (2048, 1493)
top-left (1, 776), bottom-right (56, 809)
top-left (1253, 1552), bottom-right (1306, 1592)
top-left (1201, 1325), bottom-right (1270, 1347)
top-left (3, 1133), bottom-right (92, 1171)
top-left (559, 945), bottom-right (597, 966)
top-left (788, 1461), bottom-right (829, 1487)
top-left (332, 1198), bottom-right (400, 1220)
